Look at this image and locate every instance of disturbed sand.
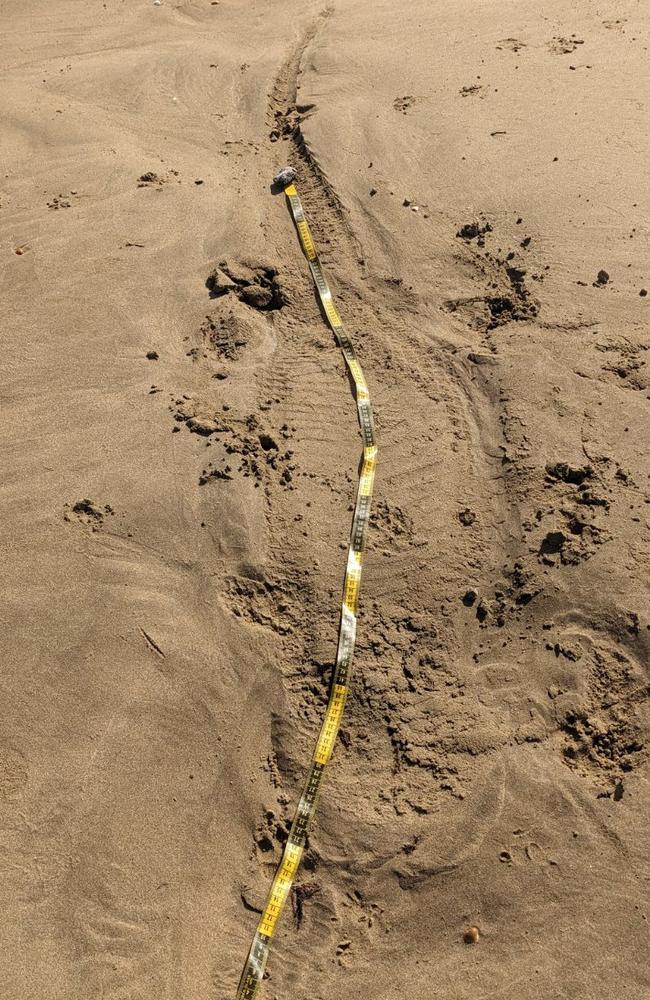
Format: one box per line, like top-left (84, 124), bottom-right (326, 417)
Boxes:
top-left (1, 1), bottom-right (649, 998)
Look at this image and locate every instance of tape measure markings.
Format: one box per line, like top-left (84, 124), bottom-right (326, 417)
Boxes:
top-left (234, 180), bottom-right (377, 1000)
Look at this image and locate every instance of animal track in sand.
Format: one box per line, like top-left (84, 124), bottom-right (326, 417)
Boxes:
top-left (197, 295), bottom-right (277, 380)
top-left (391, 94), bottom-right (429, 114)
top-left (223, 567), bottom-right (313, 637)
top-left (393, 95), bottom-right (414, 113)
top-left (253, 803), bottom-right (320, 880)
top-left (368, 499), bottom-right (417, 554)
top-left (497, 836), bottom-right (556, 869)
top-left (47, 190), bottom-right (77, 209)
top-left (553, 623), bottom-right (649, 784)
top-left (201, 310), bottom-right (250, 360)
top-left (496, 38), bottom-right (526, 53)
top-left (595, 337), bottom-right (648, 393)
top-left (290, 879), bottom-right (321, 929)
top-left (459, 84), bottom-right (488, 98)
top-left (548, 35), bottom-right (585, 55)
top-left (63, 499), bottom-right (119, 529)
top-left (206, 258), bottom-right (286, 312)
top-left (443, 293), bottom-right (538, 331)
top-left (328, 888), bottom-right (384, 967)
top-left (444, 218), bottom-right (540, 330)
top-left (254, 807), bottom-right (290, 856)
top-left (530, 460), bottom-right (612, 567)
top-left (209, 422), bottom-right (296, 489)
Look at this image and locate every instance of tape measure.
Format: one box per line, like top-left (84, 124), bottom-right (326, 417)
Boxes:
top-left (234, 180), bottom-right (377, 1000)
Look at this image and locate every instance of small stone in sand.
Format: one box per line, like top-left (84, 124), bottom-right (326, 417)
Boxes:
top-left (458, 507), bottom-right (477, 526)
top-left (464, 926), bottom-right (480, 944)
top-left (273, 166), bottom-right (297, 187)
top-left (146, 351), bottom-right (159, 360)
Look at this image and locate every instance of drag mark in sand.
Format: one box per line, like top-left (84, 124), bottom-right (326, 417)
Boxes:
top-left (139, 626), bottom-right (166, 659)
top-left (267, 7), bottom-right (364, 264)
top-left (232, 165), bottom-right (377, 1000)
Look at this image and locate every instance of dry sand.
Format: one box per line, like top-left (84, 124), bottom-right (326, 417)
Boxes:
top-left (1, 1), bottom-right (649, 998)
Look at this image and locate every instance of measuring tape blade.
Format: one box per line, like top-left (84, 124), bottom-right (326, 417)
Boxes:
top-left (234, 181), bottom-right (377, 1000)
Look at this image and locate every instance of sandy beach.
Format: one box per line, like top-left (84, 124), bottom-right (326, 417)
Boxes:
top-left (1, 1), bottom-right (649, 998)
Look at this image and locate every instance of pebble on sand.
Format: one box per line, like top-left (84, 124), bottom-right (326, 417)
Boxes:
top-left (273, 166), bottom-right (297, 187)
top-left (463, 926), bottom-right (480, 944)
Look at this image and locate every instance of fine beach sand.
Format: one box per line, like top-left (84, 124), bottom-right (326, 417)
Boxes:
top-left (1, 1), bottom-right (649, 998)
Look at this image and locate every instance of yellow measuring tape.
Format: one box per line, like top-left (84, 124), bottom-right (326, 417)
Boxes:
top-left (234, 180), bottom-right (377, 1000)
